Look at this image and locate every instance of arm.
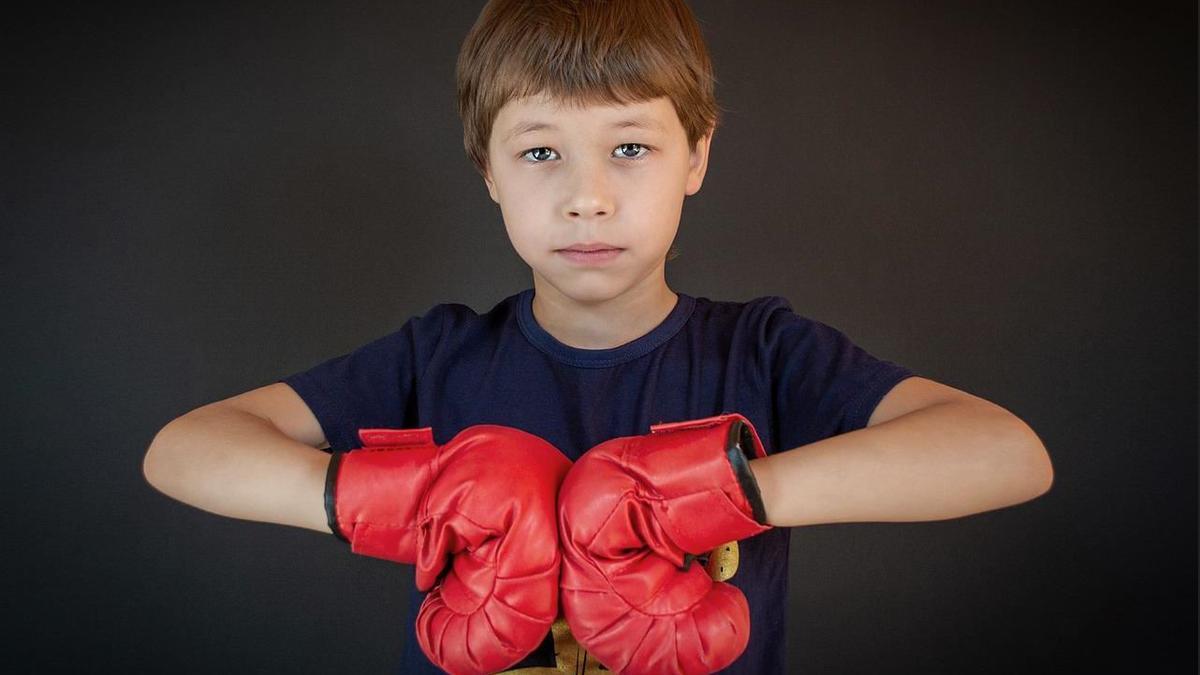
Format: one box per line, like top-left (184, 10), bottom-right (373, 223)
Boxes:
top-left (146, 385), bottom-right (571, 673)
top-left (142, 384), bottom-right (333, 534)
top-left (749, 376), bottom-right (1054, 527)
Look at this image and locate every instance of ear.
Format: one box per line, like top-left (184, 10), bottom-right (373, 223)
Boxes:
top-left (483, 164), bottom-right (500, 204)
top-left (685, 129), bottom-right (714, 196)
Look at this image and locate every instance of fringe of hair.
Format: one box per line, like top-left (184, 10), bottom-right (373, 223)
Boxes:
top-left (456, 0), bottom-right (720, 177)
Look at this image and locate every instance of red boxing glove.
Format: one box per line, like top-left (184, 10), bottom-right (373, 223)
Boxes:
top-left (326, 425), bottom-right (571, 675)
top-left (557, 413), bottom-right (772, 674)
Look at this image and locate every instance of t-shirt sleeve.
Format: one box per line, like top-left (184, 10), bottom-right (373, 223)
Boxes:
top-left (277, 306), bottom-right (447, 452)
top-left (762, 298), bottom-right (918, 451)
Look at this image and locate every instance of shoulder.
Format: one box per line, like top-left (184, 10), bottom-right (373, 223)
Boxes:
top-left (411, 291), bottom-right (520, 331)
top-left (750, 296), bottom-right (854, 347)
top-left (404, 292), bottom-right (523, 356)
top-left (688, 294), bottom-right (794, 325)
top-left (690, 294), bottom-right (830, 345)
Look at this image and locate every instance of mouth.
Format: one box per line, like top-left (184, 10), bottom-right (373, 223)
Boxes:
top-left (556, 247), bottom-right (624, 264)
top-left (558, 243), bottom-right (623, 253)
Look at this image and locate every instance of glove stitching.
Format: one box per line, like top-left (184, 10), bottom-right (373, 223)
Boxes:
top-left (477, 603), bottom-right (521, 653)
top-left (571, 487), bottom-right (642, 607)
top-left (572, 490), bottom-right (718, 618)
top-left (629, 559), bottom-right (715, 617)
top-left (491, 549), bottom-right (563, 581)
top-left (442, 508), bottom-right (559, 575)
top-left (485, 590), bottom-right (558, 625)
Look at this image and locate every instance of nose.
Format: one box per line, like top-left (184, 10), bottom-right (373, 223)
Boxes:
top-left (562, 159), bottom-right (615, 220)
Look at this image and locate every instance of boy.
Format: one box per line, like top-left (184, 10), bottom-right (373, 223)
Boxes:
top-left (142, 0), bottom-right (1054, 673)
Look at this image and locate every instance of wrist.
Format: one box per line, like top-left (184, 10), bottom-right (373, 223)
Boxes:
top-left (328, 427), bottom-right (439, 561)
top-left (323, 451), bottom-right (346, 540)
top-left (725, 419), bottom-right (769, 525)
top-left (636, 413), bottom-right (772, 550)
top-left (747, 457), bottom-right (775, 527)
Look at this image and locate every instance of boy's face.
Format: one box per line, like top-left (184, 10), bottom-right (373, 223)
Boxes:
top-left (483, 93), bottom-right (711, 305)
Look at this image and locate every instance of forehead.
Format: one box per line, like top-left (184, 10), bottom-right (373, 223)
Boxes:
top-left (493, 94), bottom-right (680, 143)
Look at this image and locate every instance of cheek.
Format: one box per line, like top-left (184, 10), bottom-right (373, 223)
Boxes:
top-left (500, 188), bottom-right (538, 228)
top-left (497, 194), bottom-right (542, 253)
top-left (496, 171), bottom-right (538, 209)
top-left (631, 172), bottom-right (685, 216)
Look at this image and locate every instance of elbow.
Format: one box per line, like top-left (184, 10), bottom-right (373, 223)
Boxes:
top-left (143, 418), bottom-right (185, 494)
top-left (1035, 443), bottom-right (1055, 496)
top-left (1011, 418), bottom-right (1054, 500)
top-left (1034, 451), bottom-right (1054, 498)
top-left (142, 428), bottom-right (168, 492)
top-left (977, 408), bottom-right (1054, 508)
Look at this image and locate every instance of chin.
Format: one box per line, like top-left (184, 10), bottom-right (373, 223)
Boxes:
top-left (540, 276), bottom-right (626, 305)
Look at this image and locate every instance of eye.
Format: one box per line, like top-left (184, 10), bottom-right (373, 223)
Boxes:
top-left (614, 143), bottom-right (649, 160)
top-left (520, 147), bottom-right (558, 163)
top-left (519, 143), bottom-right (651, 164)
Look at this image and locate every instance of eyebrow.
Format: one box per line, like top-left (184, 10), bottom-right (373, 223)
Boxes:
top-left (503, 117), bottom-right (665, 143)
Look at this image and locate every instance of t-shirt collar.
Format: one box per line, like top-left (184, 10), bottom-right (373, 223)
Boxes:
top-left (515, 287), bottom-right (696, 368)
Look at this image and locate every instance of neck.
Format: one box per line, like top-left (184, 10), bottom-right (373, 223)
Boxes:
top-left (530, 276), bottom-right (678, 350)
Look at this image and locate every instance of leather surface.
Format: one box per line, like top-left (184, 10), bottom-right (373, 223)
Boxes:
top-left (336, 425), bottom-right (572, 675)
top-left (557, 413), bottom-right (772, 674)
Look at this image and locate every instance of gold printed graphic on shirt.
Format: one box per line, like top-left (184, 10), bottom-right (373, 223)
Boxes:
top-left (504, 541), bottom-right (740, 673)
top-left (553, 617), bottom-right (610, 674)
top-left (506, 618), bottom-right (609, 674)
top-left (705, 541), bottom-right (739, 581)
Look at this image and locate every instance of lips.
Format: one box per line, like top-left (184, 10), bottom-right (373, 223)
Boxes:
top-left (556, 246), bottom-right (623, 265)
top-left (559, 242), bottom-right (622, 252)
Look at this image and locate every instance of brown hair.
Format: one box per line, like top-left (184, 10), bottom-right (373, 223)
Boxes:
top-left (455, 0), bottom-right (720, 178)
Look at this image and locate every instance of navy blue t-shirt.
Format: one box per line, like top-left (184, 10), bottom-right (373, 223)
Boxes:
top-left (280, 288), bottom-right (917, 673)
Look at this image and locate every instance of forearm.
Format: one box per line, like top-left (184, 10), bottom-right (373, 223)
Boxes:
top-left (143, 405), bottom-right (332, 533)
top-left (749, 401), bottom-right (1053, 527)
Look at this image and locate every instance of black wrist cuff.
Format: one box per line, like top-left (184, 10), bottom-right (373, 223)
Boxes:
top-left (325, 451), bottom-right (348, 543)
top-left (725, 420), bottom-right (768, 525)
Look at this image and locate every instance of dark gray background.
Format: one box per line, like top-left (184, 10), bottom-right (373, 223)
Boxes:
top-left (3, 1), bottom-right (1195, 673)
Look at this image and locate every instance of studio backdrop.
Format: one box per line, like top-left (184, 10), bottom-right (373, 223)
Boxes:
top-left (3, 1), bottom-right (1195, 673)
